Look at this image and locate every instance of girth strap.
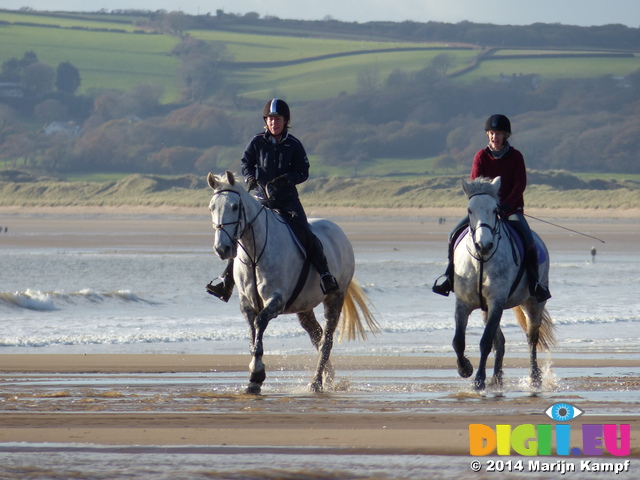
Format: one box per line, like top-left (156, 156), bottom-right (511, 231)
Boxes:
top-left (285, 257), bottom-right (312, 310)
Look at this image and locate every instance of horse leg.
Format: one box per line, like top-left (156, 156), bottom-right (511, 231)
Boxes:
top-left (526, 310), bottom-right (543, 389)
top-left (239, 298), bottom-right (261, 394)
top-left (474, 306), bottom-right (503, 391)
top-left (309, 293), bottom-right (344, 393)
top-left (298, 310), bottom-right (334, 387)
top-left (489, 326), bottom-right (505, 389)
top-left (529, 328), bottom-right (541, 389)
top-left (453, 300), bottom-right (473, 378)
top-left (243, 294), bottom-right (284, 395)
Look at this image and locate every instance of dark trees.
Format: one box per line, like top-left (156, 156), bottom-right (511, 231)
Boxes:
top-left (55, 62), bottom-right (81, 95)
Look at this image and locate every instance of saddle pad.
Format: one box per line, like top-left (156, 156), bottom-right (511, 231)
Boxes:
top-left (504, 222), bottom-right (547, 264)
top-left (274, 211), bottom-right (306, 258)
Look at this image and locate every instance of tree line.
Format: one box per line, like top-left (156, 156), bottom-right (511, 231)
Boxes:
top-left (2, 12), bottom-right (640, 177)
top-left (102, 9), bottom-right (640, 51)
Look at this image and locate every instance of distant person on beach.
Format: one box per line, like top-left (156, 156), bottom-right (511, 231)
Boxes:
top-left (206, 98), bottom-right (339, 302)
top-left (432, 114), bottom-right (551, 302)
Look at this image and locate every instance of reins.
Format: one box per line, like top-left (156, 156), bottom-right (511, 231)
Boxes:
top-left (212, 188), bottom-right (268, 310)
top-left (212, 188), bottom-right (269, 266)
top-left (466, 192), bottom-right (504, 311)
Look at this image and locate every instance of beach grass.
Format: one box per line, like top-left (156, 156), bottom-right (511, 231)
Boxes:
top-left (0, 174), bottom-right (638, 210)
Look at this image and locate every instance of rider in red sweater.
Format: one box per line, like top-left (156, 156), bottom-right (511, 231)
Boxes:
top-left (433, 114), bottom-right (551, 302)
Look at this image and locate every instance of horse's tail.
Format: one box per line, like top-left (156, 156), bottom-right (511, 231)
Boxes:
top-left (338, 279), bottom-right (380, 342)
top-left (513, 306), bottom-right (557, 351)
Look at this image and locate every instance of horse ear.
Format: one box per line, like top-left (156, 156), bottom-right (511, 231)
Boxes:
top-left (207, 172), bottom-right (217, 190)
top-left (491, 176), bottom-right (501, 192)
top-left (461, 179), bottom-right (471, 197)
top-left (225, 170), bottom-right (236, 186)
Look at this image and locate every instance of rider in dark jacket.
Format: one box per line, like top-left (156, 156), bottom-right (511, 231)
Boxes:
top-left (206, 99), bottom-right (339, 302)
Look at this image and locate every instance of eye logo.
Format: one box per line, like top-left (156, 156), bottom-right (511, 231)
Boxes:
top-left (545, 403), bottom-right (584, 422)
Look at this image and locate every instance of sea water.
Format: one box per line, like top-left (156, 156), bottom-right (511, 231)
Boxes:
top-left (1, 220), bottom-right (639, 358)
top-left (1, 215), bottom-right (639, 479)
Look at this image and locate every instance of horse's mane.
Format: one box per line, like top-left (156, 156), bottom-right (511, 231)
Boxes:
top-left (465, 176), bottom-right (500, 202)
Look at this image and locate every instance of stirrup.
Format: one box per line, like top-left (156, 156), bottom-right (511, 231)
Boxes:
top-left (320, 273), bottom-right (339, 294)
top-left (206, 279), bottom-right (233, 302)
top-left (432, 275), bottom-right (452, 297)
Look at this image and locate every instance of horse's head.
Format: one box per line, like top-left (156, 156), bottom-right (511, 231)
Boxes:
top-left (207, 171), bottom-right (250, 260)
top-left (462, 176), bottom-right (501, 257)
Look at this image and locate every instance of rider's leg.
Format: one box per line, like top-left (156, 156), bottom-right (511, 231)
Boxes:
top-left (433, 217), bottom-right (469, 296)
top-left (206, 259), bottom-right (235, 302)
top-left (309, 234), bottom-right (339, 294)
top-left (508, 213), bottom-right (551, 302)
top-left (288, 199), bottom-right (339, 294)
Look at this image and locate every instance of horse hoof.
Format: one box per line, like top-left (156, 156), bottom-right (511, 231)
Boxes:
top-left (246, 383), bottom-right (262, 395)
top-left (531, 376), bottom-right (542, 390)
top-left (457, 358), bottom-right (473, 378)
top-left (308, 381), bottom-right (323, 393)
top-left (473, 379), bottom-right (486, 391)
top-left (249, 369), bottom-right (266, 385)
top-left (489, 374), bottom-right (503, 389)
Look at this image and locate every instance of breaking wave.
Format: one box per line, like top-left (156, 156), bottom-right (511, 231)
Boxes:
top-left (0, 289), bottom-right (155, 311)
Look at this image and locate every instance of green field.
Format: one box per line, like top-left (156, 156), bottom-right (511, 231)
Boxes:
top-left (2, 10), bottom-right (640, 104)
top-left (467, 55), bottom-right (640, 81)
top-left (0, 20), bottom-right (181, 100)
top-left (0, 10), bottom-right (139, 31)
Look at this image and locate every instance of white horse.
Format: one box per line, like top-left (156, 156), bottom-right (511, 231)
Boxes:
top-left (207, 171), bottom-right (378, 394)
top-left (452, 176), bottom-right (555, 391)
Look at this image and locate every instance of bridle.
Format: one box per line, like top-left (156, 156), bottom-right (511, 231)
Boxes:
top-left (211, 187), bottom-right (270, 311)
top-left (467, 192), bottom-right (502, 263)
top-left (211, 188), bottom-right (268, 266)
top-left (466, 192), bottom-right (504, 311)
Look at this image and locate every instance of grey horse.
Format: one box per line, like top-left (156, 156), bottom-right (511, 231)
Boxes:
top-left (451, 176), bottom-right (555, 391)
top-left (207, 171), bottom-right (378, 394)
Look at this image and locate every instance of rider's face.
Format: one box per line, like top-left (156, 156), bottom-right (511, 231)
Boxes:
top-left (266, 115), bottom-right (285, 137)
top-left (487, 130), bottom-right (506, 150)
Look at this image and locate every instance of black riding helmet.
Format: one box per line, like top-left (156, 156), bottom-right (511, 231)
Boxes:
top-left (263, 98), bottom-right (290, 122)
top-left (484, 114), bottom-right (511, 134)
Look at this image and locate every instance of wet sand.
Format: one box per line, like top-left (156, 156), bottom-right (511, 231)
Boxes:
top-left (1, 354), bottom-right (640, 455)
top-left (1, 206), bottom-right (640, 457)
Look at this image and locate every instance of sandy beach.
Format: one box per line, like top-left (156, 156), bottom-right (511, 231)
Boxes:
top-left (1, 206), bottom-right (640, 464)
top-left (1, 354), bottom-right (639, 456)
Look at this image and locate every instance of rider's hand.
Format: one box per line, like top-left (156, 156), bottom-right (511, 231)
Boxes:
top-left (266, 174), bottom-right (290, 193)
top-left (246, 176), bottom-right (258, 191)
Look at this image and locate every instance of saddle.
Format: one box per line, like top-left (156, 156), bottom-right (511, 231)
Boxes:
top-left (269, 209), bottom-right (312, 309)
top-left (454, 222), bottom-right (545, 302)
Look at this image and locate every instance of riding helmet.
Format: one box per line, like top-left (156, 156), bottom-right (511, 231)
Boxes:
top-left (263, 98), bottom-right (290, 121)
top-left (484, 114), bottom-right (511, 134)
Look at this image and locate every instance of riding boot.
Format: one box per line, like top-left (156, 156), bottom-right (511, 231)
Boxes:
top-left (433, 226), bottom-right (462, 296)
top-left (432, 257), bottom-right (454, 297)
top-left (526, 247), bottom-right (551, 302)
top-left (433, 219), bottom-right (469, 297)
top-left (309, 235), bottom-right (339, 294)
top-left (206, 259), bottom-right (235, 302)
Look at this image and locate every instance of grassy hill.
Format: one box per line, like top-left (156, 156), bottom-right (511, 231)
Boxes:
top-left (2, 10), bottom-right (639, 103)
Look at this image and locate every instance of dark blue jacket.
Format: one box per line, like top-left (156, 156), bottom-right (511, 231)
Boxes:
top-left (240, 130), bottom-right (309, 201)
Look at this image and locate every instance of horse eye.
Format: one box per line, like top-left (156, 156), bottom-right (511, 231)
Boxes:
top-left (232, 204), bottom-right (239, 212)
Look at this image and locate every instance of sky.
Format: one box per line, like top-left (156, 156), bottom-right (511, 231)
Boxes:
top-left (4, 0), bottom-right (640, 27)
